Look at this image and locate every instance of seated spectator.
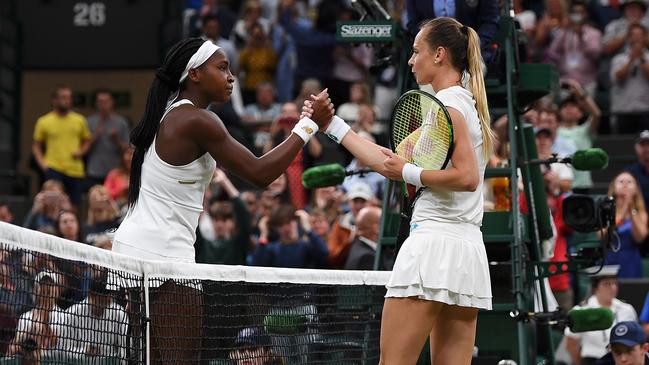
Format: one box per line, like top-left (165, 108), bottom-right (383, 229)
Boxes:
top-left (55, 211), bottom-right (90, 310)
top-left (104, 146), bottom-right (133, 210)
top-left (526, 106), bottom-right (576, 157)
top-left (535, 126), bottom-right (574, 195)
top-left (596, 321), bottom-right (649, 365)
top-left (58, 275), bottom-right (128, 360)
top-left (85, 89), bottom-right (129, 189)
top-left (328, 183), bottom-right (375, 269)
top-left (308, 208), bottom-right (331, 243)
top-left (195, 169), bottom-right (251, 265)
top-left (557, 80), bottom-right (601, 193)
top-left (307, 186), bottom-right (343, 226)
top-left (240, 190), bottom-right (262, 245)
top-left (0, 200), bottom-right (14, 224)
top-left (545, 1), bottom-right (602, 96)
top-left (278, 0), bottom-right (338, 97)
top-left (188, 0), bottom-right (236, 39)
top-left (259, 174), bottom-right (292, 223)
top-left (231, 0), bottom-right (271, 50)
top-left (331, 40), bottom-right (372, 108)
top-left (229, 327), bottom-right (284, 365)
top-left (263, 114), bottom-right (308, 209)
top-left (243, 83), bottom-right (282, 125)
top-left (565, 265), bottom-right (638, 365)
top-left (239, 22), bottom-right (278, 105)
top-left (547, 191), bottom-right (574, 311)
top-left (201, 15), bottom-right (239, 74)
top-left (604, 172), bottom-right (648, 278)
top-left (626, 131), bottom-right (649, 213)
top-left (352, 105), bottom-right (388, 147)
top-left (293, 78), bottom-right (322, 114)
top-left (336, 82), bottom-right (374, 123)
top-left (610, 23), bottom-right (649, 134)
top-left (344, 206), bottom-right (388, 270)
top-left (23, 180), bottom-right (72, 234)
top-left (342, 132), bottom-right (386, 200)
top-left (83, 185), bottom-right (120, 249)
top-left (252, 204), bottom-right (328, 269)
top-left (0, 255), bottom-right (31, 356)
top-left (531, 0), bottom-right (568, 62)
top-left (0, 252), bottom-right (34, 318)
top-left (7, 270), bottom-right (65, 362)
top-left (270, 8), bottom-right (298, 104)
top-left (601, 0), bottom-right (649, 57)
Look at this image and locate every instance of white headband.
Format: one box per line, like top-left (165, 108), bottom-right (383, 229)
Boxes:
top-left (165, 40), bottom-right (221, 108)
top-left (179, 40), bottom-right (221, 84)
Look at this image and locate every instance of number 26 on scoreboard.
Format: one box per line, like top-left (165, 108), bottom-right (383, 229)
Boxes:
top-left (73, 2), bottom-right (106, 27)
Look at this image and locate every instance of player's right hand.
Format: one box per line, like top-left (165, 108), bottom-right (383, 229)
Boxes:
top-left (308, 89), bottom-right (334, 129)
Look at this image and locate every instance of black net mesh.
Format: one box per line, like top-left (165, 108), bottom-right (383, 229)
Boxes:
top-left (0, 223), bottom-right (387, 365)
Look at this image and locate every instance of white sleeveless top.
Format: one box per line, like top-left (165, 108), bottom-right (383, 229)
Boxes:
top-left (411, 86), bottom-right (487, 227)
top-left (113, 99), bottom-right (216, 262)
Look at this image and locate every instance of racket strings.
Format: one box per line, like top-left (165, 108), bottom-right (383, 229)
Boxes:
top-left (392, 93), bottom-right (452, 171)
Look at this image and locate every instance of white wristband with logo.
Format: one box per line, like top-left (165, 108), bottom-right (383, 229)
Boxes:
top-left (292, 117), bottom-right (319, 143)
top-left (402, 163), bottom-right (424, 188)
top-left (325, 115), bottom-right (351, 144)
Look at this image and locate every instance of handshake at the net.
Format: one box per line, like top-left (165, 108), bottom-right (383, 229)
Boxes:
top-left (299, 89), bottom-right (408, 182)
top-left (301, 88), bottom-right (335, 129)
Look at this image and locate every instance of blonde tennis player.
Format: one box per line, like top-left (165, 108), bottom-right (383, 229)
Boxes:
top-left (302, 17), bottom-right (495, 365)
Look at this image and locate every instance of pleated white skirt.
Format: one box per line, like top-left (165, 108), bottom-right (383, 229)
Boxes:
top-left (385, 220), bottom-right (492, 310)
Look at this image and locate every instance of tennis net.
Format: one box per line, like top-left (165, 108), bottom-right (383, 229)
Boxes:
top-left (0, 222), bottom-right (390, 365)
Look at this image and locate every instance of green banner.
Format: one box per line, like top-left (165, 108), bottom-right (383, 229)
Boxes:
top-left (336, 21), bottom-right (396, 42)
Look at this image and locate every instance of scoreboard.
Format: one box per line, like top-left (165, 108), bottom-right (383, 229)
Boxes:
top-left (17, 0), bottom-right (169, 69)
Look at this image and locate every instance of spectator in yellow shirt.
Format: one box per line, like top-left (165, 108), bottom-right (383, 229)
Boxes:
top-left (32, 86), bottom-right (91, 204)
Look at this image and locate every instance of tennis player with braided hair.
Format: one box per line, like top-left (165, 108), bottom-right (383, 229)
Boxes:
top-left (111, 38), bottom-right (333, 363)
top-left (303, 17), bottom-right (495, 364)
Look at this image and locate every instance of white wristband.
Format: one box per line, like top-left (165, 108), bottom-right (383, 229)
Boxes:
top-left (325, 115), bottom-right (351, 144)
top-left (402, 163), bottom-right (424, 188)
top-left (292, 117), bottom-right (319, 143)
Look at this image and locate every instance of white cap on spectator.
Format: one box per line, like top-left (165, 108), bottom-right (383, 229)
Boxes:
top-left (35, 270), bottom-right (59, 284)
top-left (636, 130), bottom-right (649, 144)
top-left (346, 183), bottom-right (374, 201)
top-left (584, 265), bottom-right (620, 278)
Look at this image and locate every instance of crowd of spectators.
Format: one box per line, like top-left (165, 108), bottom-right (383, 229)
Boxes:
top-left (5, 0), bottom-right (649, 362)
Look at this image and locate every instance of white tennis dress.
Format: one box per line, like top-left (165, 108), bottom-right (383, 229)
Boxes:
top-left (112, 99), bottom-right (216, 265)
top-left (385, 86), bottom-right (492, 310)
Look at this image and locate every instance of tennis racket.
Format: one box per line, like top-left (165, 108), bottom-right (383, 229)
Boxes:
top-left (390, 90), bottom-right (454, 245)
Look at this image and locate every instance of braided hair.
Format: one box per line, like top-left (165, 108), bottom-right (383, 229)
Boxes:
top-left (128, 38), bottom-right (205, 209)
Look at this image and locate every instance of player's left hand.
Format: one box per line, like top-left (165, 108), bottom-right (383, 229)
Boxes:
top-left (381, 149), bottom-right (406, 181)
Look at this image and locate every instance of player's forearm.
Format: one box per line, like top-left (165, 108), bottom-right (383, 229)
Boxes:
top-left (340, 130), bottom-right (389, 176)
top-left (420, 166), bottom-right (479, 192)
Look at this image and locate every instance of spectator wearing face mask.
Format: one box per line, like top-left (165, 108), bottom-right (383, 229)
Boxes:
top-left (545, 1), bottom-right (602, 96)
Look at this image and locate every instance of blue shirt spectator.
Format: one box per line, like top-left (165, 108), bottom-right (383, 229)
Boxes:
top-left (252, 205), bottom-right (328, 268)
top-left (406, 0), bottom-right (500, 62)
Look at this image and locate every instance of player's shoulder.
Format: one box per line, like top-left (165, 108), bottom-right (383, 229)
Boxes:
top-left (168, 105), bottom-right (220, 125)
top-left (435, 86), bottom-right (472, 119)
top-left (168, 106), bottom-right (226, 140)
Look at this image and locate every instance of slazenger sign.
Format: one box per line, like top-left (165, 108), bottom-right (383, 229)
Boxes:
top-left (336, 21), bottom-right (396, 42)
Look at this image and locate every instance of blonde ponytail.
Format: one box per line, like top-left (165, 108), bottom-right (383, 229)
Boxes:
top-left (465, 26), bottom-right (495, 158)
